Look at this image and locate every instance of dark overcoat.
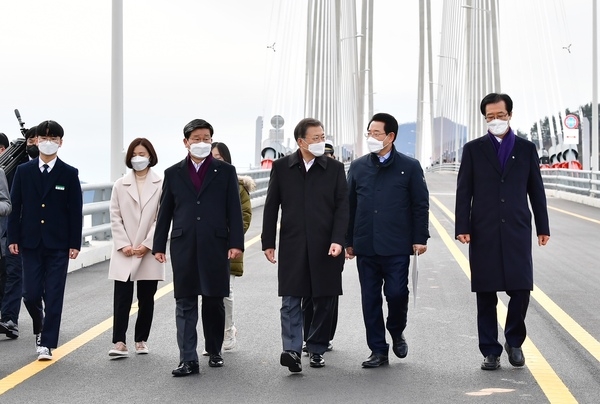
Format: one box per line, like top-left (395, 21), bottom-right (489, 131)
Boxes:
top-left (455, 134), bottom-right (550, 292)
top-left (153, 157), bottom-right (244, 299)
top-left (346, 147), bottom-right (430, 256)
top-left (261, 151), bottom-right (349, 297)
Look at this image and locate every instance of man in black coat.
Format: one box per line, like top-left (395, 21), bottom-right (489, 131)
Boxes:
top-left (346, 113), bottom-right (429, 368)
top-left (153, 119), bottom-right (244, 377)
top-left (455, 93), bottom-right (550, 371)
top-left (262, 118), bottom-right (348, 372)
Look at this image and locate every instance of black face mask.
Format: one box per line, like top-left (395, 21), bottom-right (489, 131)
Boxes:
top-left (26, 144), bottom-right (39, 159)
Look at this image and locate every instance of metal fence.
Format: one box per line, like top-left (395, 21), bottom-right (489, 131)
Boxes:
top-left (540, 168), bottom-right (600, 198)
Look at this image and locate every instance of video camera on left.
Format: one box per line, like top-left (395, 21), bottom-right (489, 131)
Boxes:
top-left (0, 109), bottom-right (36, 184)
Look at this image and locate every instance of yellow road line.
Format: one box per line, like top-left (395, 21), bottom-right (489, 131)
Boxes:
top-left (429, 199), bottom-right (577, 403)
top-left (431, 195), bottom-right (600, 362)
top-left (0, 236), bottom-right (261, 396)
top-left (548, 206), bottom-right (600, 225)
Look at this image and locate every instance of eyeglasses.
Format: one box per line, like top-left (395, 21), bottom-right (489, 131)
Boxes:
top-left (364, 132), bottom-right (388, 139)
top-left (304, 135), bottom-right (326, 142)
top-left (38, 136), bottom-right (60, 143)
top-left (484, 112), bottom-right (509, 122)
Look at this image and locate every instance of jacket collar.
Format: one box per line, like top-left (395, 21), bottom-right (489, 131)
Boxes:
top-left (289, 149), bottom-right (329, 170)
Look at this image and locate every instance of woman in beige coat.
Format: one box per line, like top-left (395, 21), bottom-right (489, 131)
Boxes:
top-left (108, 138), bottom-right (164, 358)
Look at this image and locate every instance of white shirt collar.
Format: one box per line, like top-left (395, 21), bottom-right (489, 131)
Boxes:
top-left (39, 157), bottom-right (58, 172)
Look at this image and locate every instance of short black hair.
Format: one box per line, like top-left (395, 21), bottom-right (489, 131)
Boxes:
top-left (480, 93), bottom-right (513, 115)
top-left (293, 118), bottom-right (323, 141)
top-left (36, 120), bottom-right (64, 138)
top-left (211, 142), bottom-right (232, 164)
top-left (0, 133), bottom-right (9, 149)
top-left (25, 126), bottom-right (38, 140)
top-left (368, 113), bottom-right (398, 142)
top-left (125, 137), bottom-right (158, 169)
top-left (183, 119), bottom-right (214, 139)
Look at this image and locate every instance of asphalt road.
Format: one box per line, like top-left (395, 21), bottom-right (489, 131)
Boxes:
top-left (1, 171), bottom-right (599, 403)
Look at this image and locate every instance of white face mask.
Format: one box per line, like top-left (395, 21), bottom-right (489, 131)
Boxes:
top-left (131, 156), bottom-right (150, 171)
top-left (367, 136), bottom-right (389, 154)
top-left (189, 142), bottom-right (211, 159)
top-left (38, 140), bottom-right (60, 156)
top-left (487, 119), bottom-right (509, 136)
top-left (305, 141), bottom-right (326, 157)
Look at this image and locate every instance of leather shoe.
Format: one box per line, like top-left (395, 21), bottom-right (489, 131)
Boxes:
top-left (309, 353), bottom-right (325, 368)
top-left (481, 354), bottom-right (500, 370)
top-left (361, 352), bottom-right (389, 368)
top-left (504, 343), bottom-right (525, 367)
top-left (280, 350), bottom-right (302, 373)
top-left (208, 354), bottom-right (224, 367)
top-left (172, 361), bottom-right (200, 377)
top-left (392, 333), bottom-right (408, 358)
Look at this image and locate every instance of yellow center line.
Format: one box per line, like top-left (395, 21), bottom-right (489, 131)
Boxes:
top-left (0, 236), bottom-right (262, 395)
top-left (547, 206), bottom-right (600, 225)
top-left (430, 196), bottom-right (577, 403)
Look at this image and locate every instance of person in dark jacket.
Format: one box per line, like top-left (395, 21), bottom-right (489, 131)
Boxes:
top-left (0, 127), bottom-right (37, 340)
top-left (346, 112), bottom-right (429, 368)
top-left (153, 119), bottom-right (244, 377)
top-left (262, 118), bottom-right (349, 372)
top-left (455, 93), bottom-right (550, 371)
top-left (7, 120), bottom-right (83, 361)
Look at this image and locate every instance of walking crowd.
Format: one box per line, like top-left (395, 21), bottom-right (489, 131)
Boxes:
top-left (0, 92), bottom-right (550, 376)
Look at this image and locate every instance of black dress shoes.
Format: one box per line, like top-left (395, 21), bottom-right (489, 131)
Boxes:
top-left (309, 353), bottom-right (325, 368)
top-left (172, 361), bottom-right (200, 377)
top-left (392, 333), bottom-right (408, 358)
top-left (481, 354), bottom-right (500, 370)
top-left (361, 352), bottom-right (389, 368)
top-left (208, 354), bottom-right (224, 367)
top-left (280, 350), bottom-right (302, 373)
top-left (504, 343), bottom-right (525, 367)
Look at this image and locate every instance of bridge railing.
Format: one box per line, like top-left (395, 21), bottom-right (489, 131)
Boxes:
top-left (540, 168), bottom-right (600, 198)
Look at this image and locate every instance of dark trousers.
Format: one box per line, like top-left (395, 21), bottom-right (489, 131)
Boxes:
top-left (21, 247), bottom-right (69, 348)
top-left (476, 290), bottom-right (530, 356)
top-left (357, 254), bottom-right (410, 355)
top-left (0, 252), bottom-right (23, 324)
top-left (0, 255), bottom-right (5, 309)
top-left (302, 295), bottom-right (338, 342)
top-left (175, 295), bottom-right (224, 362)
top-left (112, 279), bottom-right (158, 344)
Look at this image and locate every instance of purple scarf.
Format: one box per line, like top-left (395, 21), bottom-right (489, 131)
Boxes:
top-left (187, 154), bottom-right (213, 192)
top-left (487, 128), bottom-right (515, 170)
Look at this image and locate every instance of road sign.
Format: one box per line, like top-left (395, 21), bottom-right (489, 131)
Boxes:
top-left (564, 114), bottom-right (579, 129)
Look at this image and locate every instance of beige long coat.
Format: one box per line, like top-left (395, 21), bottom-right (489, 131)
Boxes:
top-left (108, 169), bottom-right (165, 282)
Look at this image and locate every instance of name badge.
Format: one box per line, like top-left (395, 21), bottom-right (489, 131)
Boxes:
top-left (55, 185), bottom-right (65, 191)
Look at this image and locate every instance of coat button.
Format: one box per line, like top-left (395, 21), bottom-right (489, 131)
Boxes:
top-left (500, 198), bottom-right (505, 202)
top-left (41, 220), bottom-right (45, 224)
top-left (41, 204), bottom-right (45, 208)
top-left (374, 210), bottom-right (378, 213)
top-left (501, 179), bottom-right (505, 183)
top-left (197, 217), bottom-right (201, 220)
top-left (197, 201), bottom-right (200, 204)
top-left (501, 219), bottom-right (505, 223)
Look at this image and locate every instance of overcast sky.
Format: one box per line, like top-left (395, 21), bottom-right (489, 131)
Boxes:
top-left (0, 0), bottom-right (594, 183)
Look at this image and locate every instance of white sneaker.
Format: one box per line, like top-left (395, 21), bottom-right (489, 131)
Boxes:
top-left (35, 334), bottom-right (42, 354)
top-left (223, 326), bottom-right (237, 350)
top-left (108, 341), bottom-right (129, 358)
top-left (135, 341), bottom-right (149, 354)
top-left (38, 346), bottom-right (52, 361)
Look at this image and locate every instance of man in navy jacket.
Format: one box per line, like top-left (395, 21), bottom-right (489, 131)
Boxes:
top-left (346, 113), bottom-right (429, 368)
top-left (7, 120), bottom-right (83, 361)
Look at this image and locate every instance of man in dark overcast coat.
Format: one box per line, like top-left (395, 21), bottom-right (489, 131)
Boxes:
top-left (262, 118), bottom-right (348, 372)
top-left (153, 119), bottom-right (244, 377)
top-left (455, 92), bottom-right (550, 371)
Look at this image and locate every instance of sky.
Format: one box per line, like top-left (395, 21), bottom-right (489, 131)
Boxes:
top-left (0, 0), bottom-right (595, 183)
